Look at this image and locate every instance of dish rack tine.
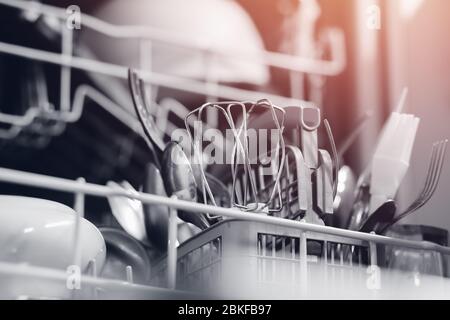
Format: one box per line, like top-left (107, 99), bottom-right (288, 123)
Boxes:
top-left (72, 177), bottom-right (85, 268)
top-left (126, 266), bottom-right (134, 283)
top-left (167, 196), bottom-right (179, 290)
top-left (87, 259), bottom-right (97, 277)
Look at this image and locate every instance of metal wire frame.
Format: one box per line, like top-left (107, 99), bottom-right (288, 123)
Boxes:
top-left (1, 165), bottom-right (450, 296)
top-left (184, 100), bottom-right (287, 213)
top-left (0, 0), bottom-right (344, 133)
top-left (0, 0), bottom-right (346, 75)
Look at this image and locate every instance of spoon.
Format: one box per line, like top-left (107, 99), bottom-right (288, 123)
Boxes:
top-left (358, 200), bottom-right (397, 233)
top-left (347, 184), bottom-right (370, 231)
top-left (333, 165), bottom-right (356, 228)
top-left (143, 162), bottom-right (202, 249)
top-left (334, 111), bottom-right (372, 228)
top-left (141, 163), bottom-right (170, 249)
top-left (161, 141), bottom-right (210, 229)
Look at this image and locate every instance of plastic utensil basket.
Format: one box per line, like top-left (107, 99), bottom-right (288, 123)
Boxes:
top-left (151, 219), bottom-right (372, 296)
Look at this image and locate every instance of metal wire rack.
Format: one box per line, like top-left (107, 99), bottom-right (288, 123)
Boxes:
top-left (0, 0), bottom-right (345, 143)
top-left (1, 166), bottom-right (450, 299)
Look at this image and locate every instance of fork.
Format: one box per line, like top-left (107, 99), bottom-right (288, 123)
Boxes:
top-left (378, 139), bottom-right (448, 234)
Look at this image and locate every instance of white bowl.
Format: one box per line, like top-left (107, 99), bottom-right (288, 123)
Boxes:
top-left (0, 196), bottom-right (106, 299)
top-left (0, 196), bottom-right (106, 298)
top-left (80, 0), bottom-right (269, 85)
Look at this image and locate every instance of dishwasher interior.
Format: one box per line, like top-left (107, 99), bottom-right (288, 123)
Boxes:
top-left (0, 0), bottom-right (450, 300)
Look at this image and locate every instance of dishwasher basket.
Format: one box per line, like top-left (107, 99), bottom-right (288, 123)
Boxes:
top-left (151, 219), bottom-right (374, 298)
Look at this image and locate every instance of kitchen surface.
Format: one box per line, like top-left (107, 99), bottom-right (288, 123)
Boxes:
top-left (0, 0), bottom-right (450, 300)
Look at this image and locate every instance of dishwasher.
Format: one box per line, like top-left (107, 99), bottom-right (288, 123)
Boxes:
top-left (0, 0), bottom-right (449, 300)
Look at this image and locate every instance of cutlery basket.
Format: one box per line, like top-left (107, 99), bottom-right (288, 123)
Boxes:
top-left (151, 219), bottom-right (374, 297)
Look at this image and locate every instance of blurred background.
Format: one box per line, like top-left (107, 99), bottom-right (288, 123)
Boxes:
top-left (0, 0), bottom-right (449, 231)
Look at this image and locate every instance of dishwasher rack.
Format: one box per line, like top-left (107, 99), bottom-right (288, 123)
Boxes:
top-left (0, 0), bottom-right (345, 143)
top-left (1, 166), bottom-right (450, 299)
